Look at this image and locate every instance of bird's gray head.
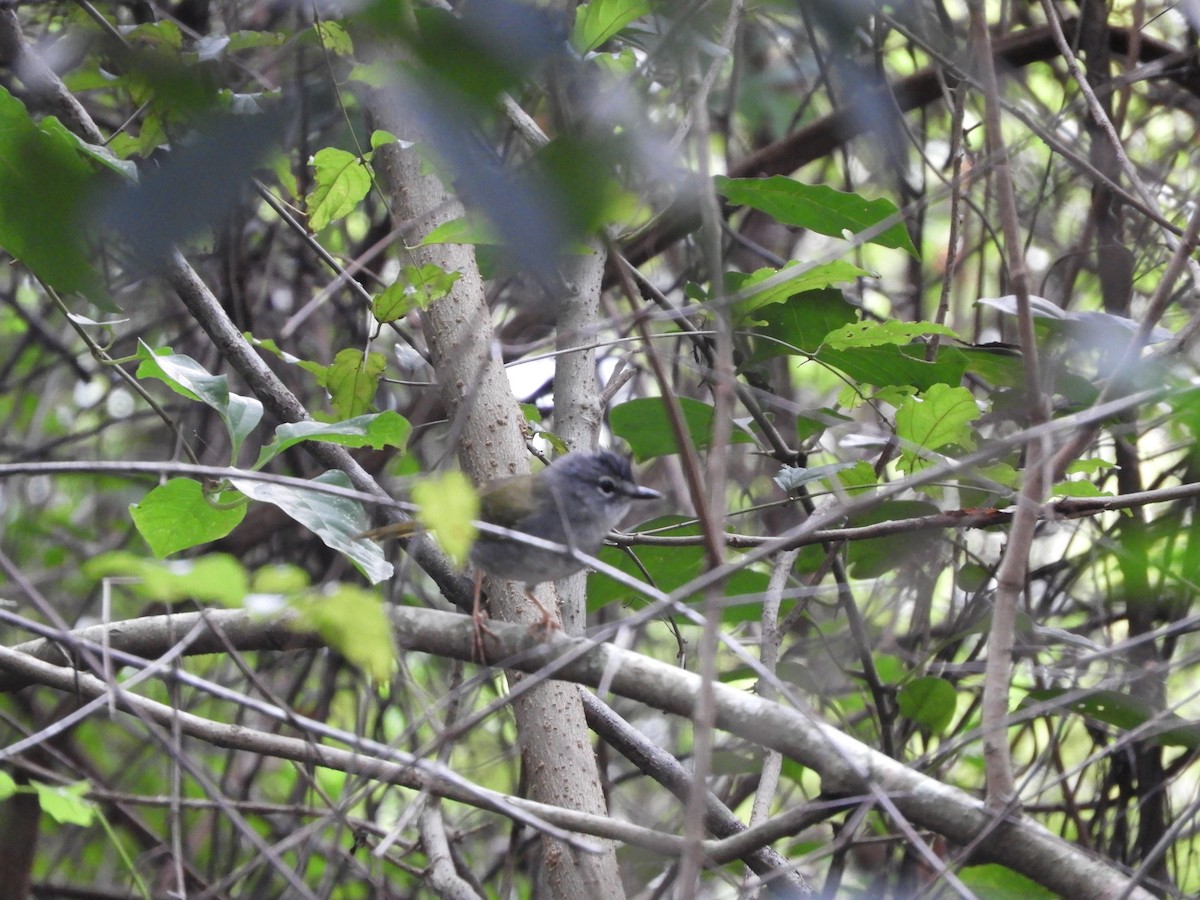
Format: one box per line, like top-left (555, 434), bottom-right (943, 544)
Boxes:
top-left (544, 450), bottom-right (661, 525)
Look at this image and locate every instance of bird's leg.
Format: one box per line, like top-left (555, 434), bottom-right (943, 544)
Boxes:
top-left (471, 571), bottom-right (496, 663)
top-left (523, 587), bottom-right (560, 637)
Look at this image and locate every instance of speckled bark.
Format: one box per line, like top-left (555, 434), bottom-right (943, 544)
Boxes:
top-left (371, 115), bottom-right (625, 899)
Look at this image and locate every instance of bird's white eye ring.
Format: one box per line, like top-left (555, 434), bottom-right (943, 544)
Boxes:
top-left (597, 476), bottom-right (617, 496)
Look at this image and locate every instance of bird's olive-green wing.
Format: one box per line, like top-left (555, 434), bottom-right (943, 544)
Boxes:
top-left (477, 474), bottom-right (541, 530)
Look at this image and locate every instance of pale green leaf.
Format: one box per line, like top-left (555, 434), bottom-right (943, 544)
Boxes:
top-left (33, 781), bottom-right (96, 826)
top-left (135, 342), bottom-right (263, 463)
top-left (895, 384), bottom-right (980, 474)
top-left (230, 470), bottom-right (392, 584)
top-left (306, 147), bottom-right (371, 231)
top-left (85, 552), bottom-right (250, 606)
top-left (414, 471), bottom-right (478, 568)
top-left (320, 348), bottom-right (386, 419)
top-left (290, 585), bottom-right (397, 683)
top-left (371, 265), bottom-right (460, 323)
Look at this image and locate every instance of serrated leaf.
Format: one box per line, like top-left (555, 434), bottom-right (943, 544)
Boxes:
top-left (230, 470), bottom-right (392, 584)
top-left (255, 411), bottom-right (411, 469)
top-left (306, 147), bottom-right (372, 231)
top-left (611, 397), bottom-right (755, 461)
top-left (715, 175), bottom-right (919, 257)
top-left (727, 261), bottom-right (871, 325)
top-left (322, 348), bottom-right (385, 419)
top-left (895, 384), bottom-right (980, 474)
top-left (371, 265), bottom-right (461, 322)
top-left (131, 478), bottom-right (246, 557)
top-left (414, 471), bottom-right (478, 568)
top-left (290, 585), bottom-right (397, 683)
top-left (817, 343), bottom-right (968, 392)
top-left (314, 20), bottom-right (354, 56)
top-left (897, 676), bottom-right (957, 734)
top-left (745, 288), bottom-right (859, 361)
top-left (573, 0), bottom-right (649, 52)
top-left (32, 781), bottom-right (95, 826)
top-left (135, 341), bottom-right (264, 463)
top-left (824, 319), bottom-right (960, 349)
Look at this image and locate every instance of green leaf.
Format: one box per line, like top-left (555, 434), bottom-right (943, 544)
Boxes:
top-left (823, 319), bottom-right (960, 349)
top-left (727, 261), bottom-right (871, 325)
top-left (290, 585), bottom-right (397, 683)
top-left (715, 175), bottom-right (919, 257)
top-left (414, 471), bottom-right (478, 568)
top-left (306, 147), bottom-right (372, 232)
top-left (744, 288), bottom-right (859, 362)
top-left (369, 129), bottom-right (406, 150)
top-left (897, 676), bottom-right (957, 734)
top-left (0, 87), bottom-right (102, 298)
top-left (229, 470), bottom-right (392, 584)
top-left (84, 552), bottom-right (250, 606)
top-left (895, 384), bottom-right (980, 474)
top-left (588, 516), bottom-right (769, 619)
top-left (1022, 689), bottom-right (1200, 749)
top-left (136, 342), bottom-right (264, 463)
top-left (255, 411), bottom-right (411, 469)
top-left (130, 478), bottom-right (247, 557)
top-left (958, 865), bottom-right (1056, 900)
top-left (816, 343), bottom-right (968, 392)
top-left (1064, 457), bottom-right (1116, 476)
top-left (39, 117), bottom-right (138, 181)
top-left (32, 781), bottom-right (96, 826)
top-left (321, 348), bottom-right (386, 419)
top-left (610, 397), bottom-right (755, 461)
top-left (1050, 480), bottom-right (1112, 499)
top-left (573, 0), bottom-right (650, 52)
top-left (0, 770), bottom-right (17, 800)
top-left (422, 215), bottom-right (501, 246)
top-left (845, 500), bottom-right (940, 578)
top-left (314, 20), bottom-right (354, 56)
top-left (372, 265), bottom-right (461, 322)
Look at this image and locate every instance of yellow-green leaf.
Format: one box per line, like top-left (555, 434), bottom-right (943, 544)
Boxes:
top-left (414, 471), bottom-right (478, 568)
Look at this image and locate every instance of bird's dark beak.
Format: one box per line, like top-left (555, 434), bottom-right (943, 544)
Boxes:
top-left (631, 485), bottom-right (662, 501)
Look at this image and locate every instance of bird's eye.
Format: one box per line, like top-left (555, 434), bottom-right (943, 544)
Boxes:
top-left (597, 476), bottom-right (617, 496)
